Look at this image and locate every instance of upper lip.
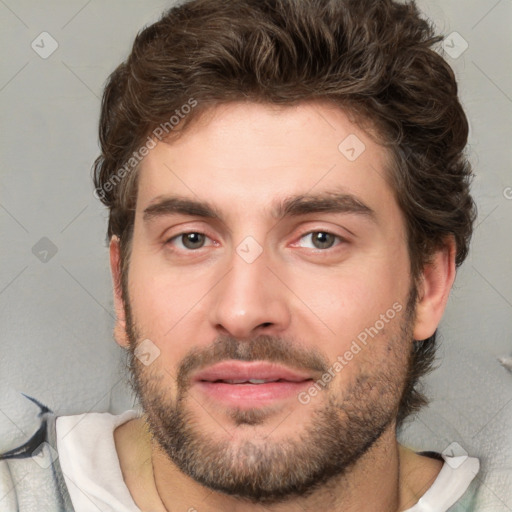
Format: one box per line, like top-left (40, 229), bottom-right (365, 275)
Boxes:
top-left (192, 361), bottom-right (314, 383)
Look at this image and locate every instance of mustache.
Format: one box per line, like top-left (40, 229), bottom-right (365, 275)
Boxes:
top-left (173, 334), bottom-right (330, 392)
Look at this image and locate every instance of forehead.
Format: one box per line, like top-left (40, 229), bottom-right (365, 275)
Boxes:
top-left (135, 101), bottom-right (398, 223)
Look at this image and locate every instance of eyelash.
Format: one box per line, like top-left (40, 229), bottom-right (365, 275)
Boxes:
top-left (165, 230), bottom-right (346, 252)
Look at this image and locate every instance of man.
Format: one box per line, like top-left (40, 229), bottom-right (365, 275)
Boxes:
top-left (0, 0), bottom-right (480, 510)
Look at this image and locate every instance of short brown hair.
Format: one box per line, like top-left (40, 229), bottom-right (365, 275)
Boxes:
top-left (93, 0), bottom-right (476, 427)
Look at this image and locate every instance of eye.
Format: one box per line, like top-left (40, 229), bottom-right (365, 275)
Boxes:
top-left (167, 232), bottom-right (212, 250)
top-left (296, 231), bottom-right (343, 250)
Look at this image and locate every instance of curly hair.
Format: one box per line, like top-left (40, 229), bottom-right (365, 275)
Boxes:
top-left (93, 0), bottom-right (476, 427)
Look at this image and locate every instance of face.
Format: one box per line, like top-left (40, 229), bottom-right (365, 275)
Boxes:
top-left (119, 101), bottom-right (416, 504)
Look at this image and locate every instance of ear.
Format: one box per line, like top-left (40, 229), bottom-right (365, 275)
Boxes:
top-left (110, 235), bottom-right (130, 348)
top-left (413, 236), bottom-right (457, 340)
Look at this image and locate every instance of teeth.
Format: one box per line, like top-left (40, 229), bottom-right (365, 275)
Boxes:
top-left (221, 378), bottom-right (280, 384)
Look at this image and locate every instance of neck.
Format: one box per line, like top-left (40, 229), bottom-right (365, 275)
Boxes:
top-left (115, 417), bottom-right (441, 512)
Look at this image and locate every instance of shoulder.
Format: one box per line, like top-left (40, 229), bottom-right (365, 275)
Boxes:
top-left (0, 395), bottom-right (74, 512)
top-left (399, 444), bottom-right (445, 501)
top-left (0, 395), bottom-right (52, 460)
top-left (399, 444), bottom-right (480, 512)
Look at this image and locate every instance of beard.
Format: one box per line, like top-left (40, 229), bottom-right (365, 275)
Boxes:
top-left (123, 289), bottom-right (416, 505)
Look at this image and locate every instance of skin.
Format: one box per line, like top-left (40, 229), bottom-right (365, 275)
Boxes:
top-left (110, 101), bottom-right (455, 511)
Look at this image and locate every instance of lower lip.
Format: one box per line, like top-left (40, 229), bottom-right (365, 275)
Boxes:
top-left (194, 380), bottom-right (313, 408)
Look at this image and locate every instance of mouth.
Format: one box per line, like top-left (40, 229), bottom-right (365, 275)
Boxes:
top-left (191, 361), bottom-right (315, 408)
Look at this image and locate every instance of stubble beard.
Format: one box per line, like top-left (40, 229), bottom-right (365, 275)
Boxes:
top-left (123, 292), bottom-right (415, 505)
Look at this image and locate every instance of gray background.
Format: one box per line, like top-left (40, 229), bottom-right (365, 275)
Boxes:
top-left (1, 0), bottom-right (511, 509)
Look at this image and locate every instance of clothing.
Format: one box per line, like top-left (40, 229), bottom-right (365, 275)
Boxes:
top-left (0, 396), bottom-right (73, 512)
top-left (57, 410), bottom-right (139, 512)
top-left (0, 396), bottom-right (481, 511)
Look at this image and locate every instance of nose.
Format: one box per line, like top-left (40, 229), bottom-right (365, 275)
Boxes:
top-left (208, 244), bottom-right (291, 340)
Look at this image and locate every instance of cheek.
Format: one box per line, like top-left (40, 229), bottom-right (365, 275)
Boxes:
top-left (281, 253), bottom-right (410, 376)
top-left (127, 257), bottom-right (187, 342)
top-left (288, 256), bottom-right (407, 331)
top-left (129, 235), bottom-right (203, 311)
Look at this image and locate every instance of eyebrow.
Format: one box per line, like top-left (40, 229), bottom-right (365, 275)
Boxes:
top-left (142, 191), bottom-right (376, 224)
